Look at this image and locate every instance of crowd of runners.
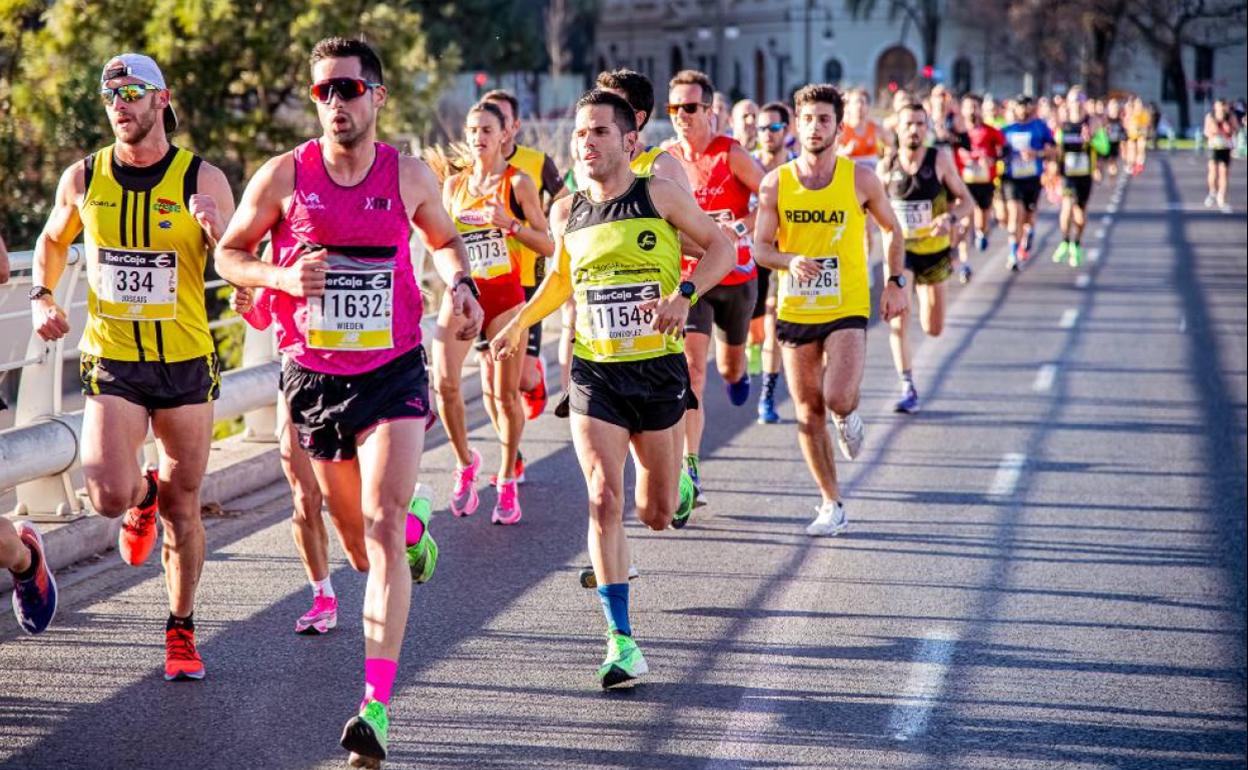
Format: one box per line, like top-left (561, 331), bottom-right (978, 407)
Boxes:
top-left (0, 35), bottom-right (1240, 769)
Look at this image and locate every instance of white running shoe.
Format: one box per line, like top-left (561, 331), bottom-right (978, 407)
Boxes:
top-left (1204, 194), bottom-right (1216, 208)
top-left (833, 411), bottom-right (865, 461)
top-left (806, 501), bottom-right (848, 537)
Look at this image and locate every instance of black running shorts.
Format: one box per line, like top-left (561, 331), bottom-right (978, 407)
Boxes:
top-left (906, 249), bottom-right (954, 286)
top-left (569, 353), bottom-right (696, 433)
top-left (776, 316), bottom-right (868, 347)
top-left (80, 353), bottom-right (220, 410)
top-left (685, 280), bottom-right (757, 345)
top-left (1003, 177), bottom-right (1042, 211)
top-left (966, 182), bottom-right (995, 211)
top-left (1062, 176), bottom-right (1093, 208)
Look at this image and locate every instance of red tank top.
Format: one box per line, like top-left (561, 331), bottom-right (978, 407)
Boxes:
top-left (669, 135), bottom-right (756, 286)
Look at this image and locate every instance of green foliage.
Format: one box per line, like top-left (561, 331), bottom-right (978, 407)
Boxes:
top-left (413, 0), bottom-right (545, 73)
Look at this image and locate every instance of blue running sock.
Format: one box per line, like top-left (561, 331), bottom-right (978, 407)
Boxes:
top-left (761, 372), bottom-right (779, 401)
top-left (597, 583), bottom-right (631, 636)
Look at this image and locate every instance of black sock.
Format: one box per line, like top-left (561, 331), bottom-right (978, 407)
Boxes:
top-left (11, 543), bottom-right (39, 582)
top-left (762, 372), bottom-right (779, 399)
top-left (138, 474), bottom-right (157, 509)
top-left (167, 613), bottom-right (194, 632)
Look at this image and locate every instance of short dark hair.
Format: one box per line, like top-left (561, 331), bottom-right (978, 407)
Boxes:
top-left (596, 68), bottom-right (654, 130)
top-left (310, 37), bottom-right (383, 85)
top-left (482, 89), bottom-right (520, 121)
top-left (467, 100), bottom-right (507, 129)
top-left (761, 101), bottom-right (792, 124)
top-left (668, 69), bottom-right (715, 104)
top-left (961, 92), bottom-right (983, 105)
top-left (793, 84), bottom-right (845, 124)
top-left (900, 101), bottom-right (928, 115)
top-left (575, 89), bottom-right (638, 136)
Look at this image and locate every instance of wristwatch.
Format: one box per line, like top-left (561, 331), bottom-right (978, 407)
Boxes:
top-left (507, 219), bottom-right (522, 237)
top-left (453, 275), bottom-right (480, 299)
top-left (28, 285), bottom-right (52, 302)
top-left (887, 274), bottom-right (907, 289)
top-left (678, 280), bottom-right (698, 304)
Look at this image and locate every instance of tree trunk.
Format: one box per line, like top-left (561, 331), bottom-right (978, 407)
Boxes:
top-left (1165, 43), bottom-right (1191, 134)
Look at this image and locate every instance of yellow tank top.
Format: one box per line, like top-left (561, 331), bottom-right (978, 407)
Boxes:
top-left (79, 145), bottom-right (213, 362)
top-left (631, 146), bottom-right (664, 176)
top-left (447, 166), bottom-right (523, 283)
top-left (506, 144), bottom-right (549, 287)
top-left (775, 157), bottom-right (870, 324)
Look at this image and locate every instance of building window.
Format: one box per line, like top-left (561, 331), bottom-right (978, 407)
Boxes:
top-left (952, 57), bottom-right (972, 94)
top-left (824, 58), bottom-right (843, 85)
top-left (670, 45), bottom-right (683, 75)
top-left (875, 45), bottom-right (917, 100)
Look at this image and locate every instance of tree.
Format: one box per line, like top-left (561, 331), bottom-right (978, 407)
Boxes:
top-left (844, 0), bottom-right (943, 69)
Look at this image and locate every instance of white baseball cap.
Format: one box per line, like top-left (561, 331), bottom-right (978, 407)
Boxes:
top-left (100, 53), bottom-right (179, 133)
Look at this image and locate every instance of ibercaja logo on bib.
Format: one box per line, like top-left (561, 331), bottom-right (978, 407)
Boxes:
top-left (637, 230), bottom-right (656, 250)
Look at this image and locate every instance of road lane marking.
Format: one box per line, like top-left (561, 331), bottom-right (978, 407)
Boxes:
top-left (1101, 215), bottom-right (1113, 226)
top-left (1095, 227), bottom-right (1107, 240)
top-left (888, 630), bottom-right (959, 741)
top-left (988, 452), bottom-right (1026, 496)
top-left (1032, 364), bottom-right (1058, 392)
top-left (1059, 308), bottom-right (1080, 328)
top-left (1076, 274), bottom-right (1092, 288)
top-left (1088, 247), bottom-right (1101, 263)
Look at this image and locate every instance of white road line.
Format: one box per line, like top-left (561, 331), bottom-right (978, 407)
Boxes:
top-left (888, 630), bottom-right (959, 742)
top-left (1088, 247), bottom-right (1101, 263)
top-left (1076, 274), bottom-right (1092, 288)
top-left (988, 452), bottom-right (1026, 496)
top-left (1179, 314), bottom-right (1187, 332)
top-left (1032, 364), bottom-right (1058, 392)
top-left (1100, 215), bottom-right (1113, 227)
top-left (1094, 227), bottom-right (1106, 240)
top-left (1059, 308), bottom-right (1080, 328)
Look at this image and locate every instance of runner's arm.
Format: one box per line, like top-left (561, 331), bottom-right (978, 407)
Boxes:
top-left (649, 176), bottom-right (734, 294)
top-left (651, 152), bottom-right (694, 194)
top-left (857, 164), bottom-right (906, 285)
top-left (403, 157), bottom-right (474, 289)
top-left (215, 154), bottom-right (297, 290)
top-left (936, 149), bottom-right (974, 224)
top-left (727, 143), bottom-right (765, 193)
top-left (752, 169), bottom-right (792, 271)
top-left (0, 231), bottom-right (8, 284)
top-left (32, 162), bottom-right (86, 294)
top-left (489, 198), bottom-right (574, 360)
top-left (512, 174), bottom-right (555, 257)
top-left (191, 162), bottom-right (236, 248)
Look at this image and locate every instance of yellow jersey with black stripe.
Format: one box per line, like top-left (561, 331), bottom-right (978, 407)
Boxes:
top-left (79, 145), bottom-right (213, 362)
top-left (631, 146), bottom-right (664, 176)
top-left (775, 157), bottom-right (870, 324)
top-left (507, 143), bottom-right (552, 287)
top-left (563, 176), bottom-right (683, 363)
top-left (883, 147), bottom-right (950, 255)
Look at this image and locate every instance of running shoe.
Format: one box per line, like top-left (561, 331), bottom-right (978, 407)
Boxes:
top-left (746, 343), bottom-right (763, 376)
top-left (10, 521), bottom-right (57, 635)
top-left (894, 381), bottom-right (920, 414)
top-left (833, 411), bottom-right (865, 461)
top-left (1204, 194), bottom-right (1216, 208)
top-left (1023, 227), bottom-right (1035, 253)
top-left (976, 231), bottom-right (989, 252)
top-left (578, 564), bottom-right (640, 589)
top-left (1068, 243), bottom-right (1083, 268)
top-left (684, 455), bottom-right (708, 508)
top-left (597, 632), bottom-right (649, 689)
top-left (341, 699), bottom-right (389, 766)
top-left (491, 480), bottom-right (522, 525)
top-left (521, 356), bottom-right (548, 421)
top-left (670, 470), bottom-right (697, 530)
top-left (1052, 241), bottom-right (1070, 263)
top-left (726, 372), bottom-right (751, 406)
top-left (1221, 203), bottom-right (1233, 214)
top-left (1007, 244), bottom-right (1021, 272)
top-left (488, 452), bottom-right (527, 486)
top-left (294, 594), bottom-right (338, 635)
top-left (407, 483), bottom-right (439, 583)
top-left (757, 394), bottom-right (780, 424)
top-left (450, 449), bottom-right (481, 517)
top-left (119, 467), bottom-right (159, 566)
top-left (805, 500), bottom-right (849, 537)
top-left (554, 391), bottom-right (571, 419)
top-left (958, 263), bottom-right (973, 285)
top-left (164, 627), bottom-right (205, 681)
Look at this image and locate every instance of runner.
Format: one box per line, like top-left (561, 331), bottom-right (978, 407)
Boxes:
top-left (215, 37), bottom-right (480, 767)
top-left (438, 101), bottom-right (553, 521)
top-left (957, 93), bottom-right (1006, 278)
top-left (751, 101), bottom-right (798, 424)
top-left (732, 98), bottom-right (760, 152)
top-left (880, 102), bottom-right (973, 414)
top-left (1126, 96), bottom-right (1151, 175)
top-left (30, 53), bottom-right (233, 679)
top-left (1102, 98), bottom-right (1126, 177)
top-left (481, 89), bottom-right (564, 426)
top-left (836, 88), bottom-right (886, 166)
top-left (1204, 98), bottom-right (1239, 213)
top-left (1000, 95), bottom-right (1054, 270)
top-left (712, 90), bottom-right (733, 136)
top-left (491, 88), bottom-right (733, 687)
top-left (1052, 87), bottom-right (1099, 268)
top-left (665, 69), bottom-right (765, 506)
top-left (753, 83), bottom-right (908, 535)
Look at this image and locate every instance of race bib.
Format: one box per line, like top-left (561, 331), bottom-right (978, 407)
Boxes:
top-left (1209, 135), bottom-right (1230, 150)
top-left (461, 228), bottom-right (511, 279)
top-left (962, 160), bottom-right (991, 184)
top-left (1010, 158), bottom-right (1038, 178)
top-left (96, 247), bottom-right (178, 321)
top-left (580, 281), bottom-right (664, 359)
top-left (1063, 152), bottom-right (1091, 176)
top-left (307, 255), bottom-right (394, 351)
top-left (781, 257), bottom-right (841, 312)
top-left (891, 200), bottom-right (933, 238)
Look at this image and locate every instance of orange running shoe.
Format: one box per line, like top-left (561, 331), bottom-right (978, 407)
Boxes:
top-left (488, 452), bottom-right (527, 486)
top-left (119, 468), bottom-right (159, 566)
top-left (521, 356), bottom-right (548, 421)
top-left (164, 627), bottom-right (205, 681)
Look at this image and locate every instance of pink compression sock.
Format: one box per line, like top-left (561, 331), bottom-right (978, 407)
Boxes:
top-left (363, 658), bottom-right (398, 706)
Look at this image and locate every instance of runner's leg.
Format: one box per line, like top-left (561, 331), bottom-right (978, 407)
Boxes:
top-left (781, 341), bottom-right (839, 504)
top-left (918, 281), bottom-right (946, 338)
top-left (80, 395), bottom-right (151, 517)
top-left (150, 401), bottom-right (214, 618)
top-left (433, 292), bottom-right (476, 467)
top-left (572, 414), bottom-right (632, 587)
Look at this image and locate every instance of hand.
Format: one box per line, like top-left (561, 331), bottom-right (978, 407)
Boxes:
top-left (485, 201), bottom-right (513, 230)
top-left (641, 293), bottom-right (690, 337)
top-left (31, 296), bottom-right (71, 341)
top-left (880, 283), bottom-right (908, 323)
top-left (280, 250), bottom-right (327, 297)
top-left (188, 194), bottom-right (222, 237)
top-left (489, 318), bottom-right (527, 361)
top-left (787, 255), bottom-right (823, 282)
top-left (450, 282), bottom-right (484, 341)
top-left (0, 252), bottom-right (9, 285)
top-left (930, 214), bottom-right (952, 237)
top-left (231, 286), bottom-right (254, 314)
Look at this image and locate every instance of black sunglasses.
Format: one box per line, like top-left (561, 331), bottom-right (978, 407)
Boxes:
top-left (309, 77), bottom-right (381, 105)
top-left (666, 102), bottom-right (708, 116)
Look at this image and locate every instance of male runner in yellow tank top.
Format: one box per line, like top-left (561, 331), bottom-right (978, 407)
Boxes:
top-left (754, 84), bottom-right (909, 537)
top-left (30, 53), bottom-right (235, 680)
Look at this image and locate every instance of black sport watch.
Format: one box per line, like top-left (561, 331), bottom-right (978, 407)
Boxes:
top-left (887, 274), bottom-right (907, 289)
top-left (678, 280), bottom-right (698, 304)
top-left (28, 285), bottom-right (52, 302)
top-left (453, 275), bottom-right (480, 299)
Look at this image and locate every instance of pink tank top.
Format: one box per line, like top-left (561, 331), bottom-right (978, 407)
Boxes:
top-left (268, 140), bottom-right (421, 375)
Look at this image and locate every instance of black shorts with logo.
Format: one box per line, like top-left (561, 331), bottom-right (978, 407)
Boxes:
top-left (569, 353), bottom-right (696, 433)
top-left (1062, 175), bottom-right (1093, 207)
top-left (80, 353), bottom-right (220, 410)
top-left (966, 182), bottom-right (996, 211)
top-left (906, 249), bottom-right (954, 285)
top-left (1211, 148), bottom-right (1232, 166)
top-left (776, 316), bottom-right (869, 348)
top-left (282, 345), bottom-right (433, 462)
top-left (685, 280), bottom-right (757, 345)
top-left (1003, 177), bottom-right (1042, 211)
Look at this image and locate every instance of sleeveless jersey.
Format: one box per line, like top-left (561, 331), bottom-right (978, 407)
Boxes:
top-left (631, 146), bottom-right (664, 176)
top-left (507, 144), bottom-right (550, 287)
top-left (447, 166), bottom-right (524, 286)
top-left (268, 140), bottom-right (419, 376)
top-left (1057, 120), bottom-right (1094, 178)
top-left (562, 177), bottom-right (683, 363)
top-left (1105, 118), bottom-right (1126, 144)
top-left (885, 147), bottom-right (950, 255)
top-left (775, 157), bottom-right (869, 325)
top-left (837, 120), bottom-right (880, 162)
top-left (79, 145), bottom-right (213, 363)
top-left (667, 135), bottom-right (756, 286)
top-left (1208, 117), bottom-right (1235, 150)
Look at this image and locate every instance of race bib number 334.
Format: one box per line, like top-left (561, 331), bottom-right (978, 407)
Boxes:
top-left (96, 247), bottom-right (178, 321)
top-left (308, 267), bottom-right (394, 351)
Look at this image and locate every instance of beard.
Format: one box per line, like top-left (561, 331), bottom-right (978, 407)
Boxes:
top-left (113, 105), bottom-right (159, 145)
top-left (905, 136), bottom-right (923, 149)
top-left (327, 113), bottom-right (370, 149)
top-left (802, 138), bottom-right (830, 155)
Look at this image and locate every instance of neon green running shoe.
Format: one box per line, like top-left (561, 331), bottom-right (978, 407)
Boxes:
top-left (597, 632), bottom-right (649, 689)
top-left (406, 483), bottom-right (438, 584)
top-left (670, 471), bottom-right (696, 530)
top-left (341, 699), bottom-right (389, 764)
top-left (1068, 243), bottom-right (1083, 268)
top-left (746, 343), bottom-right (763, 376)
top-left (1051, 241), bottom-right (1070, 263)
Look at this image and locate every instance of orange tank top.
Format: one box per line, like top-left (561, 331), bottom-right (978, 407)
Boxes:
top-left (838, 120), bottom-right (880, 160)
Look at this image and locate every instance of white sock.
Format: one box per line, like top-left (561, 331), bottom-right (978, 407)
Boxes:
top-left (312, 576), bottom-right (335, 599)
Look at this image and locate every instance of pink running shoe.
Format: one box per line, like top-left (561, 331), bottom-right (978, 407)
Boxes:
top-left (295, 594), bottom-right (338, 635)
top-left (491, 480), bottom-right (522, 525)
top-left (450, 449), bottom-right (481, 517)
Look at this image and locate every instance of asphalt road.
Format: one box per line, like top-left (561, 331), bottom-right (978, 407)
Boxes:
top-left (1, 155), bottom-right (1244, 770)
